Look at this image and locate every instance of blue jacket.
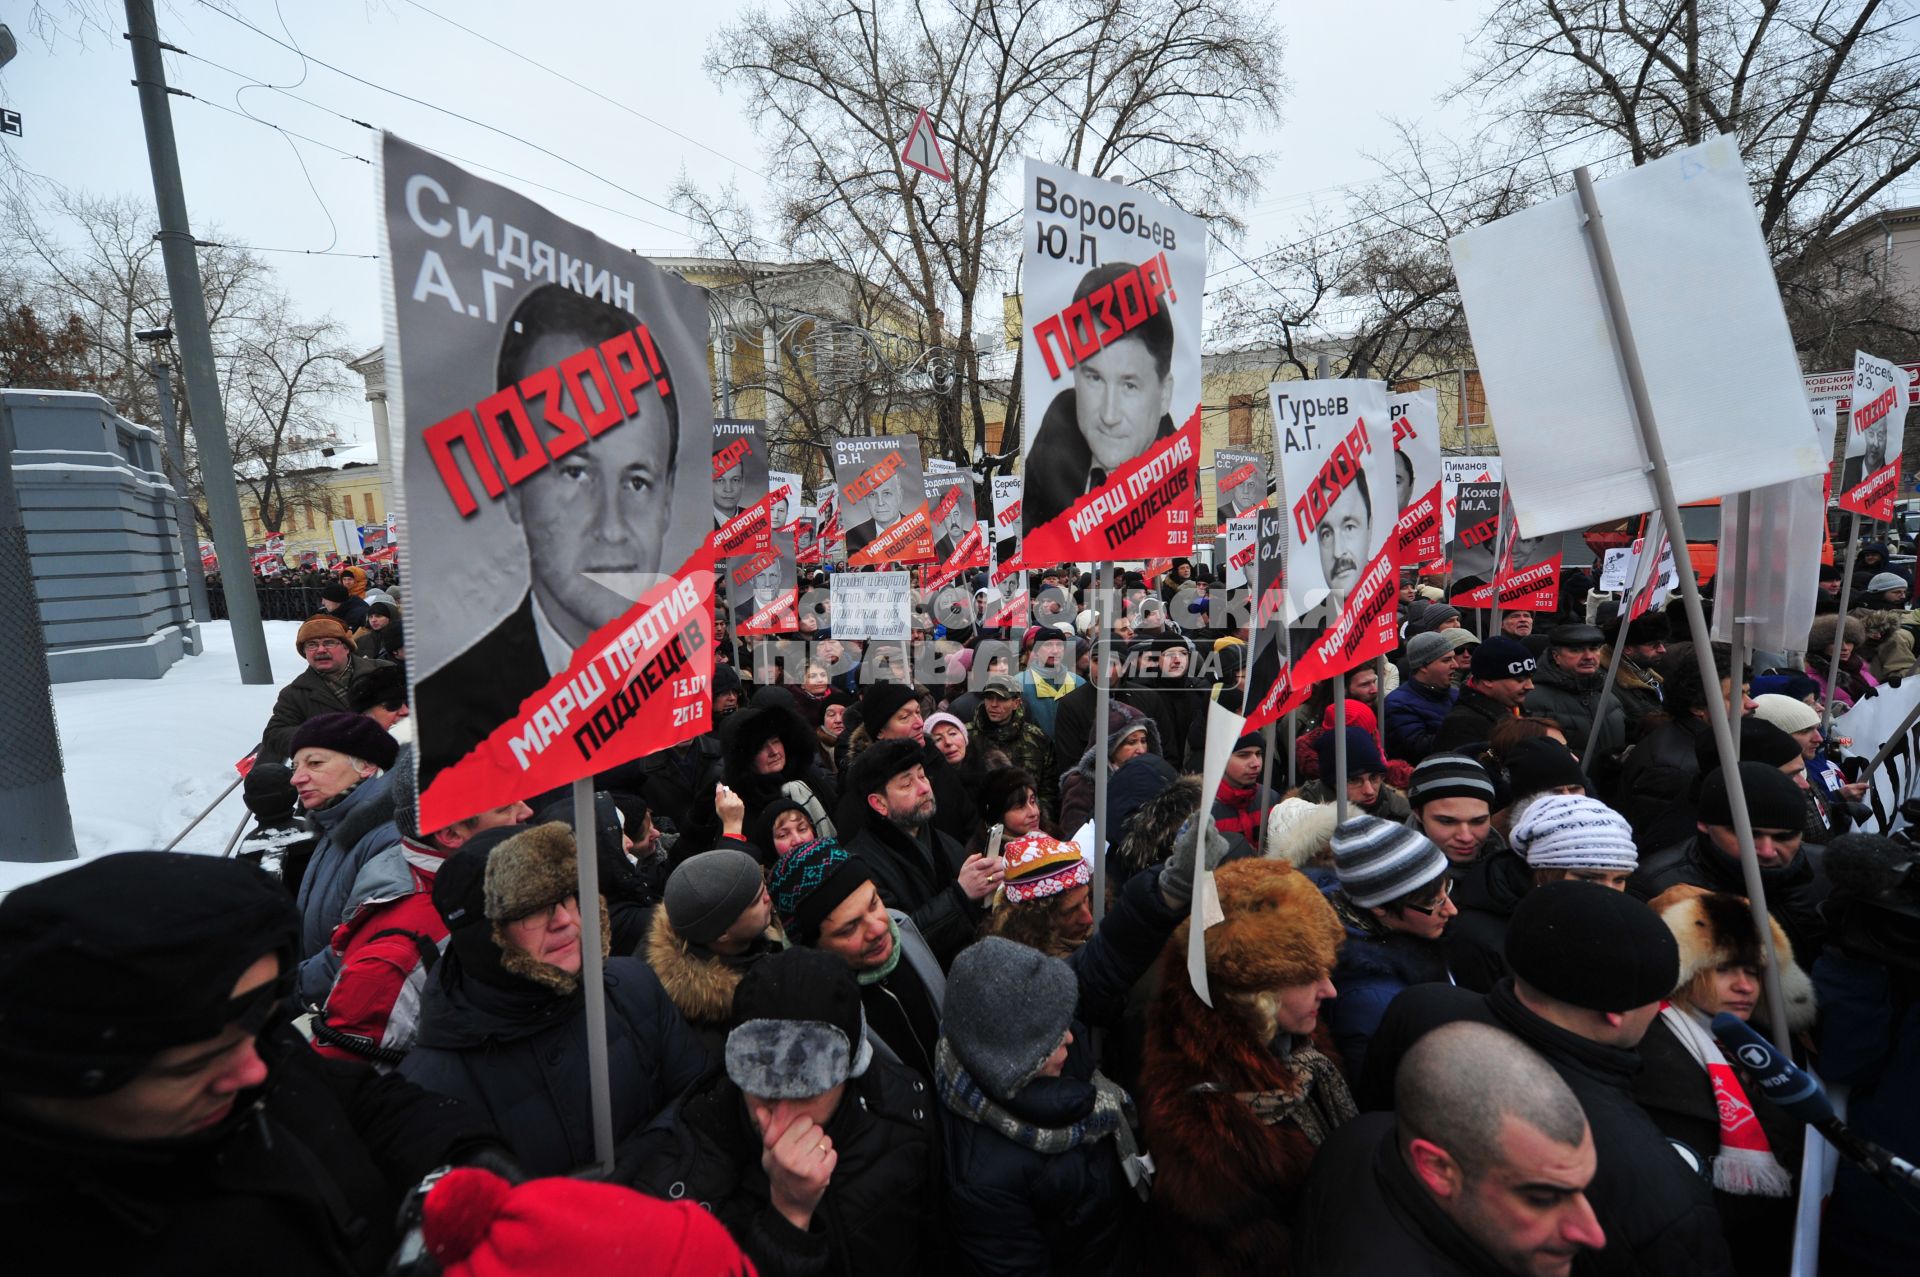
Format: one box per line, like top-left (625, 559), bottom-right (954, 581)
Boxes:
top-left (1322, 886), bottom-right (1452, 1082)
top-left (295, 772), bottom-right (399, 1003)
top-left (1384, 679), bottom-right (1456, 764)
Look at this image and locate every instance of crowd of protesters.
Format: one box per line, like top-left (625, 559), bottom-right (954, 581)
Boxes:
top-left (3, 545), bottom-right (1919, 1277)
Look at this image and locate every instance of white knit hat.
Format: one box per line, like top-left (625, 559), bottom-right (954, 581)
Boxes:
top-left (1510, 794), bottom-right (1638, 872)
top-left (1750, 693), bottom-right (1820, 736)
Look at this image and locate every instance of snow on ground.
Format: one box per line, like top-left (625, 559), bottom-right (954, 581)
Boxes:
top-left (1, 621), bottom-right (308, 899)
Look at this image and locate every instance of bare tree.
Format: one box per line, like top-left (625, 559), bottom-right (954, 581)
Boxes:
top-left (2, 187), bottom-right (354, 535)
top-left (1458, 0), bottom-right (1920, 362)
top-left (700, 0), bottom-right (1285, 470)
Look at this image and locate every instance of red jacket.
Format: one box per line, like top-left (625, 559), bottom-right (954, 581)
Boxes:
top-left (311, 840), bottom-right (448, 1067)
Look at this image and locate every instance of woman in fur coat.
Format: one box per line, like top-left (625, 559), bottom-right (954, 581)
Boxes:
top-left (1139, 858), bottom-right (1355, 1277)
top-left (1635, 885), bottom-right (1815, 1277)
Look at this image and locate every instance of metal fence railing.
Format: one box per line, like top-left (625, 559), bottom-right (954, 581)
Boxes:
top-left (207, 584), bottom-right (330, 622)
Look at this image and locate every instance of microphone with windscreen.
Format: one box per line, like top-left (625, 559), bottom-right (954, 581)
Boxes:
top-left (1712, 1013), bottom-right (1920, 1194)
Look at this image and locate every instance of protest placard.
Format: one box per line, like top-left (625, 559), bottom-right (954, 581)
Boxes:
top-left (814, 481), bottom-right (842, 565)
top-left (1840, 349), bottom-right (1908, 520)
top-left (1448, 136), bottom-right (1826, 536)
top-left (985, 565), bottom-right (1030, 629)
top-left (1835, 678), bottom-right (1920, 833)
top-left (1019, 158), bottom-right (1203, 563)
top-left (830, 571), bottom-right (913, 641)
top-left (1273, 379), bottom-right (1396, 620)
top-left (990, 473), bottom-right (1024, 577)
top-left (793, 509), bottom-right (821, 566)
top-left (1389, 388), bottom-right (1443, 565)
top-left (835, 435), bottom-right (932, 568)
top-left (924, 470), bottom-right (987, 588)
top-left (1440, 456), bottom-right (1500, 548)
top-left (383, 134), bottom-right (716, 831)
top-left (1214, 447), bottom-right (1267, 522)
top-left (727, 529), bottom-right (797, 636)
top-left (711, 418), bottom-right (771, 557)
top-left (1223, 513), bottom-right (1260, 590)
top-left (1453, 487), bottom-right (1560, 611)
top-left (1445, 480), bottom-right (1504, 601)
top-left (768, 470), bottom-right (802, 533)
top-left (1711, 402), bottom-right (1831, 652)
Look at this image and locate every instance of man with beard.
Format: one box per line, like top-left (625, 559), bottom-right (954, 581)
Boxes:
top-left (1315, 470), bottom-right (1374, 595)
top-left (1525, 623), bottom-right (1626, 765)
top-left (413, 284), bottom-right (680, 793)
top-left (845, 464), bottom-right (910, 558)
top-left (1023, 262), bottom-right (1178, 537)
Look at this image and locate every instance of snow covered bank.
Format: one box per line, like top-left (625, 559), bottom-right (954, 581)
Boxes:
top-left (2, 620), bottom-right (308, 898)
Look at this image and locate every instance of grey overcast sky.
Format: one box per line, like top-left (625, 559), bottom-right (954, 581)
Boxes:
top-left (0, 0), bottom-right (1489, 445)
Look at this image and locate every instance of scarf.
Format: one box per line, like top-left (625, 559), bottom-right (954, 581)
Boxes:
top-left (934, 1039), bottom-right (1153, 1198)
top-left (1028, 670), bottom-right (1074, 700)
top-left (1189, 1038), bottom-right (1357, 1149)
top-left (1213, 781), bottom-right (1262, 843)
top-left (1658, 1003), bottom-right (1792, 1197)
top-left (856, 916), bottom-right (905, 985)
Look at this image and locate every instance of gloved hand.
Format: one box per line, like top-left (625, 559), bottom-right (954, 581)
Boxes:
top-left (1158, 814), bottom-right (1230, 910)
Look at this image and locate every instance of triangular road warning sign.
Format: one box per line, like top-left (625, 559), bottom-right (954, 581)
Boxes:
top-left (900, 107), bottom-right (951, 181)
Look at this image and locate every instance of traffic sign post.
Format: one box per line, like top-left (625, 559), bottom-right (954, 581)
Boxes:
top-left (900, 107), bottom-right (951, 181)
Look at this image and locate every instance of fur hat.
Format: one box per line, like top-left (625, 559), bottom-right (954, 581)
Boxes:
top-left (479, 822), bottom-right (611, 995)
top-left (1807, 613), bottom-right (1863, 655)
top-left (1265, 798), bottom-right (1338, 870)
top-left (294, 614), bottom-right (353, 655)
top-left (1650, 885), bottom-right (1816, 1033)
top-left (1171, 859), bottom-right (1343, 993)
top-left (726, 947), bottom-right (871, 1098)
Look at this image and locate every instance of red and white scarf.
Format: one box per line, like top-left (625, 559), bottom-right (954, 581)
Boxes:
top-left (1659, 1002), bottom-right (1792, 1196)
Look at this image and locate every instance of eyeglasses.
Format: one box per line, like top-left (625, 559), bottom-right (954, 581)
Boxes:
top-left (1406, 878), bottom-right (1455, 916)
top-left (306, 638), bottom-right (348, 651)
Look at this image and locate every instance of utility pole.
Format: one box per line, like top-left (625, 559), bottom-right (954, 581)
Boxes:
top-left (124, 0), bottom-right (271, 684)
top-left (138, 335), bottom-right (212, 623)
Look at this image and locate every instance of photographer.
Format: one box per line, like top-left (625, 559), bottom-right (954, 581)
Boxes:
top-left (1812, 833), bottom-right (1920, 1276)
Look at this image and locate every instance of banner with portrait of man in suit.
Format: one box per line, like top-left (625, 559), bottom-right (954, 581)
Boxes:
top-left (382, 134), bottom-right (717, 832)
top-left (1018, 158), bottom-right (1203, 564)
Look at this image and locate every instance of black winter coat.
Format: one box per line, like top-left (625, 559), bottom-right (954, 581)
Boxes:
top-left (1616, 718), bottom-right (1709, 849)
top-left (1431, 686), bottom-right (1514, 754)
top-left (1629, 834), bottom-right (1829, 964)
top-left (629, 1059), bottom-right (945, 1277)
top-left (1525, 662), bottom-right (1627, 765)
top-left (1631, 1015), bottom-right (1800, 1277)
top-left (1050, 679), bottom-right (1172, 773)
top-left (942, 1045), bottom-right (1135, 1277)
top-left (1292, 1110), bottom-right (1514, 1276)
top-left (400, 954), bottom-right (709, 1177)
top-left (1355, 980), bottom-right (1734, 1277)
top-left (640, 735), bottom-right (728, 836)
top-left (0, 1021), bottom-right (494, 1275)
top-left (1444, 847), bottom-right (1532, 994)
top-left (845, 817), bottom-right (981, 968)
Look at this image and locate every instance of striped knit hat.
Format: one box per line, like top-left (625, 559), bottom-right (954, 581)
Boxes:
top-left (1510, 795), bottom-right (1638, 873)
top-left (1331, 815), bottom-right (1448, 909)
top-left (1407, 754), bottom-right (1496, 809)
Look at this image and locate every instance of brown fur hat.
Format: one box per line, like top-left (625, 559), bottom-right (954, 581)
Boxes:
top-left (1171, 859), bottom-right (1343, 993)
top-left (484, 822), bottom-right (611, 995)
top-left (1807, 612), bottom-right (1864, 656)
top-left (1651, 884), bottom-right (1816, 1033)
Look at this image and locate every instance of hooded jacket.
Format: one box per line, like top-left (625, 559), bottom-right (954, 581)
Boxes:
top-left (0, 1019), bottom-right (495, 1273)
top-left (718, 704), bottom-right (841, 839)
top-left (400, 952), bottom-right (708, 1177)
top-left (1322, 888), bottom-right (1453, 1082)
top-left (1442, 846), bottom-right (1532, 995)
top-left (1525, 660), bottom-right (1628, 761)
top-left (1629, 835), bottom-right (1829, 965)
top-left (1384, 678), bottom-right (1456, 764)
top-left (1058, 705), bottom-right (1163, 836)
top-left (295, 771), bottom-right (401, 1003)
top-left (1356, 980), bottom-right (1735, 1277)
top-left (642, 908), bottom-right (785, 1057)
